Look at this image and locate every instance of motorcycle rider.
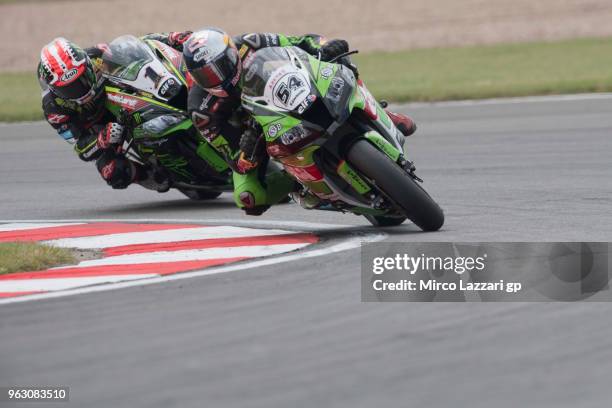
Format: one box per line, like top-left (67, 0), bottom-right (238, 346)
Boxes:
top-left (182, 28), bottom-right (417, 215)
top-left (38, 32), bottom-right (192, 191)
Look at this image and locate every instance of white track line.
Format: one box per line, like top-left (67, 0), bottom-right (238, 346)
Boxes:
top-left (53, 243), bottom-right (311, 268)
top-left (0, 219), bottom-right (386, 305)
top-left (0, 222), bottom-right (85, 232)
top-left (395, 92), bottom-right (612, 109)
top-left (0, 274), bottom-right (158, 292)
top-left (0, 218), bottom-right (352, 232)
top-left (46, 226), bottom-right (299, 249)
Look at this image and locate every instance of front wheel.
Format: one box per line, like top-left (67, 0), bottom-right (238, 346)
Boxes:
top-left (346, 140), bottom-right (444, 231)
top-left (364, 214), bottom-right (407, 227)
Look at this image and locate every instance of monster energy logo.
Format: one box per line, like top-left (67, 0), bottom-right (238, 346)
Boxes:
top-left (133, 112), bottom-right (143, 125)
top-left (157, 154), bottom-right (193, 179)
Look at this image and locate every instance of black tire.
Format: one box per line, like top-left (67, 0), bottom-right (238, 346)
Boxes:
top-left (178, 189), bottom-right (223, 201)
top-left (364, 214), bottom-right (407, 227)
top-left (346, 140), bottom-right (444, 231)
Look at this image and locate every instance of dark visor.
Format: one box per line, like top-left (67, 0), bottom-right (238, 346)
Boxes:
top-left (51, 69), bottom-right (94, 100)
top-left (190, 46), bottom-right (239, 90)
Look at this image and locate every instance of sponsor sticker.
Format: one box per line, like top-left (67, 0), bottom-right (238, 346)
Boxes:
top-left (198, 93), bottom-right (214, 111)
top-left (297, 94), bottom-right (316, 114)
top-left (107, 92), bottom-right (138, 110)
top-left (159, 78), bottom-right (176, 97)
top-left (267, 123), bottom-right (282, 138)
top-left (193, 47), bottom-right (210, 63)
top-left (47, 113), bottom-right (69, 124)
top-left (280, 125), bottom-right (310, 145)
top-left (238, 44), bottom-right (250, 58)
top-left (270, 71), bottom-right (310, 110)
top-left (60, 68), bottom-right (78, 83)
top-left (327, 77), bottom-right (345, 102)
top-left (320, 66), bottom-right (333, 80)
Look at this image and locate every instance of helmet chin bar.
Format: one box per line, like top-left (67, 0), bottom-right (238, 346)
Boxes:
top-left (204, 66), bottom-right (242, 98)
top-left (73, 87), bottom-right (97, 105)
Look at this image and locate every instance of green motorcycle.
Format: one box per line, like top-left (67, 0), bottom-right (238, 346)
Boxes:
top-left (241, 47), bottom-right (444, 230)
top-left (101, 35), bottom-right (232, 200)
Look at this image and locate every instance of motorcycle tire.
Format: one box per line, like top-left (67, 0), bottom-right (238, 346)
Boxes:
top-left (364, 214), bottom-right (407, 227)
top-left (178, 189), bottom-right (223, 201)
top-left (346, 139), bottom-right (444, 231)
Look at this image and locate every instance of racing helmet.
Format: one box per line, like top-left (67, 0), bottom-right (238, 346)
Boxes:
top-left (39, 37), bottom-right (99, 105)
top-left (183, 28), bottom-right (241, 97)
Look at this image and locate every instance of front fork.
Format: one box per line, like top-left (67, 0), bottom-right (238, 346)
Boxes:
top-left (349, 132), bottom-right (422, 210)
top-left (292, 131), bottom-right (421, 214)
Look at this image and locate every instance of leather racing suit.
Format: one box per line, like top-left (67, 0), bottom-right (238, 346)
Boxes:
top-left (187, 33), bottom-right (338, 214)
top-left (39, 32), bottom-right (191, 191)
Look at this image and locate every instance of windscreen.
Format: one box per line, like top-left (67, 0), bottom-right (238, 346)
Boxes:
top-left (242, 47), bottom-right (312, 98)
top-left (102, 35), bottom-right (153, 81)
top-left (242, 47), bottom-right (315, 112)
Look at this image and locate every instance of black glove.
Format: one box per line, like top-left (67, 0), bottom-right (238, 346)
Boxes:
top-left (320, 39), bottom-right (349, 61)
top-left (237, 127), bottom-right (265, 172)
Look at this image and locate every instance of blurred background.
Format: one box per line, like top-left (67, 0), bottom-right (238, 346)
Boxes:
top-left (1, 3), bottom-right (612, 407)
top-left (2, 0), bottom-right (612, 120)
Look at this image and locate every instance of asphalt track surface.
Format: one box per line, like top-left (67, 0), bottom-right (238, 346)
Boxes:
top-left (0, 96), bottom-right (611, 407)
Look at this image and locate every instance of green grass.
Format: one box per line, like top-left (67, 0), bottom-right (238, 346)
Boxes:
top-left (0, 72), bottom-right (43, 122)
top-left (0, 242), bottom-right (75, 275)
top-left (2, 37), bottom-right (612, 122)
top-left (354, 37), bottom-right (612, 102)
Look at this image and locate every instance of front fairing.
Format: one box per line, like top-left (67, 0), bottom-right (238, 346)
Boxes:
top-left (145, 39), bottom-right (189, 83)
top-left (307, 56), bottom-right (356, 125)
top-left (241, 47), bottom-right (317, 116)
top-left (241, 47), bottom-right (358, 158)
top-left (240, 47), bottom-right (411, 215)
top-left (101, 35), bottom-right (184, 102)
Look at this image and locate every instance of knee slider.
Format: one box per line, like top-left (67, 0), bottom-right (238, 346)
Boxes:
top-left (96, 155), bottom-right (135, 189)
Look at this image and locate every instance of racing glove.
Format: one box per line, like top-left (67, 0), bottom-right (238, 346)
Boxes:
top-left (237, 128), bottom-right (265, 173)
top-left (97, 122), bottom-right (125, 150)
top-left (319, 39), bottom-right (349, 61)
top-left (168, 31), bottom-right (193, 48)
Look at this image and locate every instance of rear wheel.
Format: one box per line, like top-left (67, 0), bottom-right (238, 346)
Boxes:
top-left (178, 189), bottom-right (223, 201)
top-left (346, 140), bottom-right (444, 231)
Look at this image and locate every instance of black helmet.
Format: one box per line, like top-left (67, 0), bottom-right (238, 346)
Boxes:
top-left (38, 37), bottom-right (99, 104)
top-left (183, 28), bottom-right (241, 97)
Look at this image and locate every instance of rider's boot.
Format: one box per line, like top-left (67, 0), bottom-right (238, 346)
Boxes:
top-left (233, 165), bottom-right (295, 216)
top-left (385, 110), bottom-right (417, 137)
top-left (292, 191), bottom-right (322, 210)
top-left (379, 100), bottom-right (417, 137)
